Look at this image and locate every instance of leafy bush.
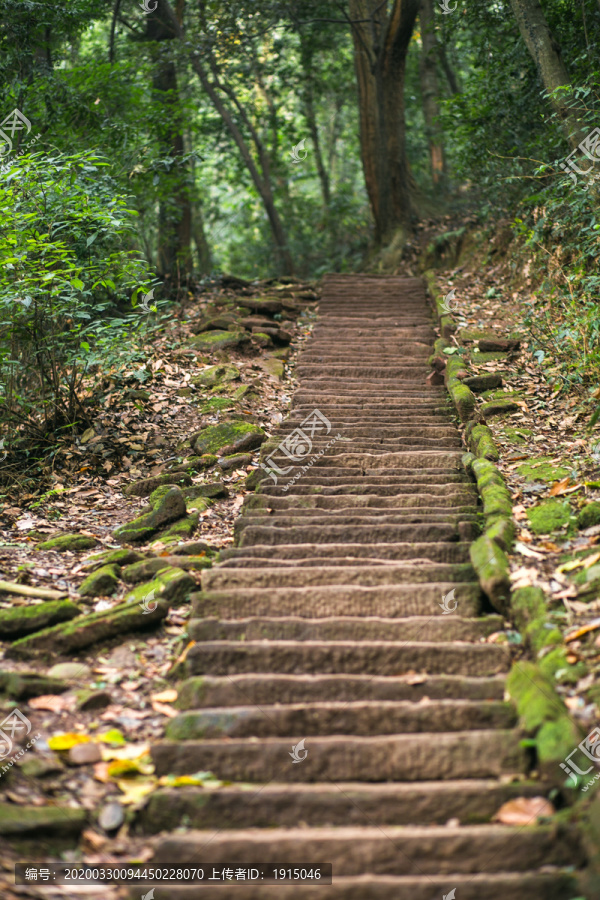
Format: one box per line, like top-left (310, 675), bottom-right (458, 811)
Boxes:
top-left (0, 151), bottom-right (150, 442)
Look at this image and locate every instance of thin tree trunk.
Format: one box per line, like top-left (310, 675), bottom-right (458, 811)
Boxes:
top-left (348, 0), bottom-right (419, 244)
top-left (438, 42), bottom-right (460, 95)
top-left (509, 0), bottom-right (583, 146)
top-left (156, 0), bottom-right (294, 275)
top-left (419, 0), bottom-right (446, 188)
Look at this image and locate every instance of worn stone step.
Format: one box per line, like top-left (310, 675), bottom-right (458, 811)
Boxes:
top-left (203, 563), bottom-right (477, 589)
top-left (147, 824), bottom-right (583, 875)
top-left (242, 507), bottom-right (478, 522)
top-left (176, 673), bottom-right (507, 708)
top-left (238, 523), bottom-right (469, 546)
top-left (153, 730), bottom-right (526, 781)
top-left (138, 779), bottom-right (548, 832)
top-left (235, 514), bottom-right (479, 534)
top-left (274, 425), bottom-right (460, 438)
top-left (244, 494), bottom-right (477, 511)
top-left (166, 699), bottom-right (517, 740)
top-left (127, 873), bottom-right (579, 900)
top-left (192, 583), bottom-right (481, 618)
top-left (184, 640), bottom-right (510, 677)
top-left (295, 366), bottom-right (433, 378)
top-left (258, 469), bottom-right (473, 483)
top-left (217, 543), bottom-right (473, 565)
top-left (188, 614), bottom-right (500, 643)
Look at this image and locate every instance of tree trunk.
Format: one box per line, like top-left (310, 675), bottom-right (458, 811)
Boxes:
top-left (418, 0), bottom-right (446, 188)
top-left (438, 42), bottom-right (460, 95)
top-left (509, 0), bottom-right (583, 146)
top-left (348, 0), bottom-right (420, 244)
top-left (156, 0), bottom-right (294, 275)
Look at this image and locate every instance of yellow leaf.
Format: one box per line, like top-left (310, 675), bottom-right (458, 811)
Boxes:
top-left (107, 758), bottom-right (154, 778)
top-left (48, 732), bottom-right (90, 751)
top-left (100, 742), bottom-right (150, 762)
top-left (151, 689), bottom-right (178, 703)
top-left (97, 728), bottom-right (126, 745)
top-left (115, 777), bottom-right (157, 805)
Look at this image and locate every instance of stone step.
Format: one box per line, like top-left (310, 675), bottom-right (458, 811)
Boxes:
top-left (242, 506), bottom-right (478, 520)
top-left (203, 563), bottom-right (477, 589)
top-left (176, 674), bottom-right (507, 708)
top-left (192, 583), bottom-right (482, 618)
top-left (127, 872), bottom-right (580, 899)
top-left (217, 543), bottom-right (473, 565)
top-left (273, 425), bottom-right (460, 438)
top-left (188, 614), bottom-right (500, 643)
top-left (152, 730), bottom-right (526, 780)
top-left (256, 483), bottom-right (471, 496)
top-left (166, 699), bottom-right (517, 740)
top-left (244, 495), bottom-right (477, 510)
top-left (237, 523), bottom-right (469, 546)
top-left (138, 779), bottom-right (548, 832)
top-left (146, 824), bottom-right (584, 875)
top-left (183, 640), bottom-right (510, 677)
top-left (295, 366), bottom-right (433, 378)
top-left (235, 513), bottom-right (479, 534)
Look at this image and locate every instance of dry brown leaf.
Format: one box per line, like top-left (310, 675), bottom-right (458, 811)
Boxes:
top-left (151, 689), bottom-right (178, 703)
top-left (566, 620), bottom-right (600, 643)
top-left (549, 477), bottom-right (571, 496)
top-left (151, 701), bottom-right (178, 718)
top-left (493, 796), bottom-right (554, 825)
top-left (28, 694), bottom-right (69, 712)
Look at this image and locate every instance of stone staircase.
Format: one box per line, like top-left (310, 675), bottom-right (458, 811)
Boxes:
top-left (138, 275), bottom-right (585, 898)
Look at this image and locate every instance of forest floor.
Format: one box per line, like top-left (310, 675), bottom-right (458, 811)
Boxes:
top-left (1, 218), bottom-right (599, 896)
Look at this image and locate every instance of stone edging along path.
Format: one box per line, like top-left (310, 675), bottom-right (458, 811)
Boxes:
top-left (125, 274), bottom-right (590, 898)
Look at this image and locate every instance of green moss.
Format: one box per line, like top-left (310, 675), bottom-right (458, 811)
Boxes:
top-left (536, 715), bottom-right (582, 766)
top-left (188, 331), bottom-right (248, 352)
top-left (186, 496), bottom-right (209, 513)
top-left (449, 382), bottom-right (476, 422)
top-left (512, 586), bottom-right (546, 632)
top-left (77, 564), bottom-right (121, 598)
top-left (578, 501), bottom-right (600, 530)
top-left (500, 427), bottom-right (532, 445)
top-left (469, 534), bottom-right (510, 614)
top-left (485, 516), bottom-right (516, 551)
top-left (193, 364), bottom-right (240, 388)
top-left (81, 549), bottom-right (144, 572)
top-left (469, 351), bottom-right (508, 363)
top-left (526, 500), bottom-right (571, 535)
top-left (480, 399), bottom-right (519, 417)
top-left (200, 397), bottom-right (238, 413)
top-left (480, 389), bottom-right (523, 401)
top-left (36, 533), bottom-right (98, 552)
top-left (153, 512), bottom-right (199, 541)
top-left (506, 661), bottom-right (565, 732)
top-left (539, 646), bottom-right (587, 683)
top-left (123, 567), bottom-right (195, 606)
top-left (468, 424), bottom-right (499, 461)
top-left (516, 457), bottom-right (571, 483)
top-left (0, 600), bottom-right (81, 638)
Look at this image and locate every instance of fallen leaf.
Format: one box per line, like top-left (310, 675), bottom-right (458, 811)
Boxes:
top-left (493, 796), bottom-right (554, 825)
top-left (28, 695), bottom-right (69, 712)
top-left (115, 776), bottom-right (157, 805)
top-left (151, 701), bottom-right (178, 718)
top-left (549, 477), bottom-right (571, 496)
top-left (566, 619), bottom-right (600, 643)
top-left (151, 689), bottom-right (178, 703)
top-left (48, 732), bottom-right (90, 751)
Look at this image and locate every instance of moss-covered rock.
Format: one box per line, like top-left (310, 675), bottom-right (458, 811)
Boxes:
top-left (468, 424), bottom-right (499, 461)
top-left (200, 397), bottom-right (237, 414)
top-left (472, 458), bottom-right (512, 521)
top-left (0, 670), bottom-right (69, 699)
top-left (37, 533), bottom-right (98, 552)
top-left (193, 364), bottom-right (240, 388)
top-left (0, 600), bottom-right (81, 639)
top-left (218, 453), bottom-right (252, 471)
top-left (578, 501), bottom-right (600, 530)
top-left (153, 512), bottom-right (199, 542)
top-left (186, 496), bottom-right (209, 513)
top-left (463, 374), bottom-right (503, 393)
top-left (500, 426), bottom-right (532, 445)
top-left (188, 331), bottom-right (249, 352)
top-left (469, 534), bottom-right (510, 614)
top-left (6, 597), bottom-right (169, 659)
top-left (485, 516), bottom-right (516, 552)
top-left (124, 567), bottom-right (195, 607)
top-left (261, 357), bottom-right (285, 378)
top-left (185, 482), bottom-right (229, 500)
top-left (124, 472), bottom-right (192, 497)
top-left (78, 564), bottom-right (121, 598)
top-left (81, 549), bottom-right (145, 573)
top-left (122, 558), bottom-right (171, 583)
top-left (445, 356), bottom-right (476, 422)
top-left (0, 801), bottom-right (86, 836)
top-left (481, 399), bottom-right (520, 418)
top-left (251, 332), bottom-right (274, 347)
top-left (516, 457), bottom-right (571, 483)
top-left (193, 421), bottom-right (265, 456)
top-left (113, 488), bottom-right (187, 543)
top-left (526, 500), bottom-right (571, 535)
top-left (506, 661), bottom-right (565, 733)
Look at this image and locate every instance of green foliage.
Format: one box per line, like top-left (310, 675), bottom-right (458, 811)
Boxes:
top-left (0, 151), bottom-right (149, 438)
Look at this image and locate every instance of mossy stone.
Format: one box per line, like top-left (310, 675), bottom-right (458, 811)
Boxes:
top-left (186, 496), bottom-right (209, 513)
top-left (469, 534), bottom-right (510, 614)
top-left (536, 715), bottom-right (583, 767)
top-left (185, 482), bottom-right (228, 500)
top-left (153, 512), bottom-right (199, 541)
top-left (200, 398), bottom-right (237, 413)
top-left (124, 472), bottom-right (192, 497)
top-left (78, 564), bottom-right (121, 598)
top-left (37, 533), bottom-right (98, 552)
top-left (481, 399), bottom-right (519, 417)
top-left (0, 600), bottom-right (81, 638)
top-left (578, 502), bottom-right (600, 530)
top-left (468, 424), bottom-right (499, 461)
top-left (0, 671), bottom-right (69, 699)
top-left (193, 421), bottom-right (265, 456)
top-left (506, 661), bottom-right (565, 733)
top-left (113, 488), bottom-right (187, 543)
top-left (122, 558), bottom-right (171, 584)
top-left (261, 357), bottom-right (285, 378)
top-left (124, 567), bottom-right (195, 607)
top-left (516, 457), bottom-right (571, 483)
top-left (189, 331), bottom-right (248, 352)
top-left (0, 802), bottom-right (86, 836)
top-left (81, 549), bottom-right (144, 573)
top-left (501, 427), bottom-right (532, 445)
top-left (526, 500), bottom-right (571, 535)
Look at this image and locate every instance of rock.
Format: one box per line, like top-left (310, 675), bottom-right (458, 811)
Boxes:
top-left (193, 364), bottom-right (240, 388)
top-left (0, 671), bottom-right (69, 700)
top-left (186, 496), bottom-right (209, 513)
top-left (426, 371), bottom-right (445, 386)
top-left (479, 338), bottom-right (521, 352)
top-left (153, 512), bottom-right (199, 541)
top-left (233, 385), bottom-right (252, 400)
top-left (245, 467), bottom-right (268, 490)
top-left (192, 422), bottom-right (265, 457)
top-left (0, 801), bottom-right (86, 836)
top-left (68, 742), bottom-right (103, 765)
top-left (122, 558), bottom-right (172, 583)
top-left (251, 331), bottom-right (274, 347)
top-left (526, 500), bottom-right (571, 535)
top-left (481, 399), bottom-right (519, 418)
top-left (113, 488), bottom-right (187, 543)
top-left (260, 357), bottom-right (285, 378)
top-left (36, 533), bottom-right (98, 552)
top-left (77, 564), bottom-right (121, 598)
top-left (162, 541), bottom-right (217, 556)
top-left (124, 567), bottom-right (196, 607)
top-left (193, 313), bottom-right (237, 333)
top-left (6, 598), bottom-right (169, 660)
top-left (577, 501), bottom-right (600, 530)
top-left (467, 424), bottom-right (499, 461)
top-left (81, 548), bottom-right (145, 572)
top-left (200, 398), bottom-right (238, 414)
top-left (98, 800), bottom-right (124, 832)
top-left (463, 373), bottom-right (503, 392)
top-left (236, 296), bottom-right (284, 314)
top-left (186, 483), bottom-right (229, 500)
top-left (19, 756), bottom-right (64, 778)
top-left (127, 389), bottom-right (150, 401)
top-left (218, 453), bottom-right (252, 471)
top-left (188, 331), bottom-right (249, 352)
top-left (76, 690), bottom-right (113, 711)
top-left (48, 662), bottom-right (91, 681)
top-left (124, 472), bottom-right (192, 497)
top-left (0, 600), bottom-right (81, 639)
